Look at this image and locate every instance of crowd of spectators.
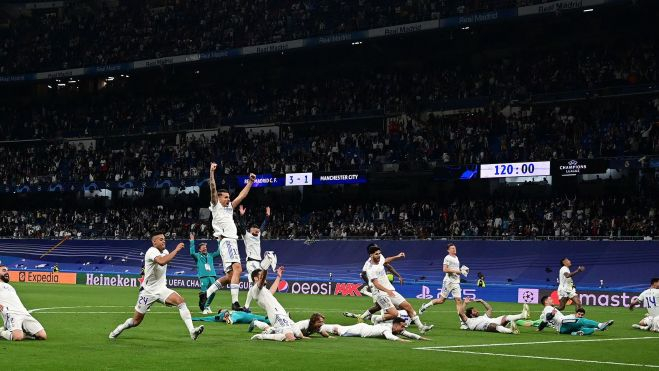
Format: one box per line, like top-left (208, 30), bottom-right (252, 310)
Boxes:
top-left (1, 0), bottom-right (548, 74)
top-left (1, 96), bottom-right (657, 187)
top-left (1, 194), bottom-right (656, 239)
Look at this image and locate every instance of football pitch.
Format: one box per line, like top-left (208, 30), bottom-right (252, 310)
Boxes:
top-left (4, 283), bottom-right (659, 370)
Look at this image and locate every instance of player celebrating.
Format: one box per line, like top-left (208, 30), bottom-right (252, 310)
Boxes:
top-left (0, 265), bottom-right (47, 341)
top-left (109, 232), bottom-right (204, 340)
top-left (629, 277), bottom-right (659, 332)
top-left (419, 243), bottom-right (469, 327)
top-left (538, 295), bottom-right (613, 336)
top-left (324, 318), bottom-right (430, 342)
top-left (458, 298), bottom-right (528, 334)
top-left (557, 257), bottom-right (585, 311)
top-left (366, 245), bottom-right (433, 333)
top-left (202, 162), bottom-right (256, 312)
top-left (245, 267), bottom-right (304, 341)
top-left (189, 233), bottom-right (221, 314)
top-left (238, 205), bottom-right (277, 281)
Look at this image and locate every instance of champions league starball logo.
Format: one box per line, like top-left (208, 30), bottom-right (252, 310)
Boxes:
top-left (517, 288), bottom-right (539, 304)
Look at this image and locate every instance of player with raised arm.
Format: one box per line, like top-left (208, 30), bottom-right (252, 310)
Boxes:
top-left (537, 295), bottom-right (613, 336)
top-left (557, 257), bottom-right (585, 311)
top-left (630, 277), bottom-right (659, 332)
top-left (109, 232), bottom-right (204, 340)
top-left (202, 162), bottom-right (256, 312)
top-left (0, 265), bottom-right (47, 341)
top-left (419, 243), bottom-right (469, 328)
top-left (189, 232), bottom-right (221, 314)
top-left (323, 317), bottom-right (430, 342)
top-left (246, 267), bottom-right (305, 341)
top-left (366, 245), bottom-right (433, 333)
top-left (238, 205), bottom-right (277, 282)
top-left (458, 297), bottom-right (529, 334)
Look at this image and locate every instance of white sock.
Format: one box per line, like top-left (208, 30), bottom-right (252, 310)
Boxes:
top-left (496, 325), bottom-right (512, 334)
top-left (372, 315), bottom-right (382, 324)
top-left (1, 330), bottom-right (12, 341)
top-left (260, 333), bottom-right (286, 341)
top-left (111, 318), bottom-right (135, 336)
top-left (361, 290), bottom-right (373, 298)
top-left (206, 281), bottom-right (221, 297)
top-left (360, 309), bottom-right (371, 318)
top-left (423, 301), bottom-right (434, 309)
top-left (177, 303), bottom-right (195, 333)
top-left (253, 320), bottom-right (270, 330)
top-left (412, 315), bottom-right (424, 328)
top-left (230, 284), bottom-right (240, 303)
top-left (506, 313), bottom-right (524, 321)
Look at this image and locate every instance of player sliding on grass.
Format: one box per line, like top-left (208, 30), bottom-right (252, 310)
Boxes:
top-left (323, 317), bottom-right (430, 342)
top-left (202, 162), bottom-right (255, 312)
top-left (109, 232), bottom-right (204, 340)
top-left (366, 245), bottom-right (433, 333)
top-left (538, 295), bottom-right (613, 336)
top-left (458, 297), bottom-right (528, 334)
top-left (250, 312), bottom-right (331, 337)
top-left (246, 266), bottom-right (306, 341)
top-left (0, 265), bottom-right (47, 341)
top-left (629, 277), bottom-right (659, 332)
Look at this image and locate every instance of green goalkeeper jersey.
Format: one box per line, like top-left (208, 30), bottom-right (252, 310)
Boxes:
top-left (190, 239), bottom-right (220, 277)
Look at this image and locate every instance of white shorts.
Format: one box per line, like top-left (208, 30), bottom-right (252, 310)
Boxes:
top-left (135, 287), bottom-right (176, 314)
top-left (246, 260), bottom-right (261, 282)
top-left (558, 287), bottom-right (577, 299)
top-left (219, 238), bottom-right (241, 273)
top-left (466, 316), bottom-right (491, 331)
top-left (441, 280), bottom-right (461, 299)
top-left (3, 313), bottom-right (44, 335)
top-left (375, 291), bottom-right (406, 311)
top-left (641, 315), bottom-right (653, 326)
top-left (270, 313), bottom-right (301, 337)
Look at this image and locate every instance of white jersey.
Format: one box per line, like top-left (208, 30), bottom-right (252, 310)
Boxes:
top-left (210, 201), bottom-right (238, 239)
top-left (337, 323), bottom-right (419, 341)
top-left (637, 288), bottom-right (659, 317)
top-left (443, 254), bottom-right (460, 284)
top-left (362, 257), bottom-right (384, 287)
top-left (0, 282), bottom-right (30, 323)
top-left (295, 319), bottom-right (311, 334)
top-left (540, 306), bottom-right (565, 331)
top-left (246, 284), bottom-right (287, 324)
top-left (244, 231), bottom-right (262, 260)
top-left (465, 314), bottom-right (494, 331)
top-left (558, 266), bottom-right (574, 291)
top-left (142, 247), bottom-right (168, 293)
top-left (366, 258), bottom-right (395, 295)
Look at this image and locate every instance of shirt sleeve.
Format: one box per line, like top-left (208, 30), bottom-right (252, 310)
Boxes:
top-left (637, 290), bottom-right (647, 303)
top-left (443, 256), bottom-right (450, 267)
top-left (145, 248), bottom-right (158, 265)
top-left (401, 330), bottom-right (421, 340)
top-left (383, 329), bottom-right (401, 341)
top-left (189, 240), bottom-right (198, 259)
top-left (260, 216), bottom-right (269, 232)
top-left (244, 287), bottom-right (256, 309)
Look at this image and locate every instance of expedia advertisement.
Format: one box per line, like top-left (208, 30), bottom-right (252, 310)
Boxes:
top-left (9, 270), bottom-right (77, 285)
top-left (551, 159), bottom-right (608, 177)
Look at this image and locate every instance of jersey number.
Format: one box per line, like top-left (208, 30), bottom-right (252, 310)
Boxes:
top-left (645, 297), bottom-right (657, 308)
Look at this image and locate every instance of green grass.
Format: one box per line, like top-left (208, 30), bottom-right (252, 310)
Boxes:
top-left (3, 283), bottom-right (659, 370)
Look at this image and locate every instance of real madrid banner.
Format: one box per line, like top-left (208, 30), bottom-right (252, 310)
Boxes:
top-left (550, 159), bottom-right (608, 177)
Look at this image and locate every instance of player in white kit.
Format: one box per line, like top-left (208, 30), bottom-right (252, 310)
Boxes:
top-left (557, 257), bottom-right (585, 311)
top-left (324, 317), bottom-right (430, 342)
top-left (251, 312), bottom-right (329, 338)
top-left (366, 245), bottom-right (433, 333)
top-left (419, 243), bottom-right (469, 328)
top-left (537, 295), bottom-right (613, 335)
top-left (0, 265), bottom-right (47, 341)
top-left (630, 277), bottom-right (659, 332)
top-left (109, 233), bottom-right (204, 340)
top-left (238, 205), bottom-right (277, 282)
top-left (202, 162), bottom-right (256, 312)
top-left (245, 266), bottom-right (304, 341)
top-left (458, 298), bottom-right (529, 334)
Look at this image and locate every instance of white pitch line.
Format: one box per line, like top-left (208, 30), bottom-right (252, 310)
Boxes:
top-left (414, 336), bottom-right (659, 350)
top-left (35, 311), bottom-right (174, 314)
top-left (418, 349), bottom-right (659, 368)
top-left (30, 305), bottom-right (128, 313)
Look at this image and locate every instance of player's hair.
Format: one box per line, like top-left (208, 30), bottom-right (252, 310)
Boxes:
top-left (150, 231), bottom-right (164, 240)
top-left (367, 244), bottom-right (380, 255)
top-left (251, 224), bottom-right (259, 229)
top-left (367, 243), bottom-right (379, 255)
top-left (392, 317), bottom-right (406, 325)
top-left (560, 257), bottom-right (568, 266)
top-left (540, 295), bottom-right (550, 305)
top-left (0, 264), bottom-right (6, 269)
top-left (251, 268), bottom-right (265, 281)
top-left (447, 243), bottom-right (456, 250)
top-left (651, 278), bottom-right (659, 285)
top-left (309, 313), bottom-right (325, 331)
top-left (199, 242), bottom-right (207, 248)
top-left (218, 188), bottom-right (229, 195)
top-left (576, 308), bottom-right (586, 315)
top-left (465, 307), bottom-right (475, 318)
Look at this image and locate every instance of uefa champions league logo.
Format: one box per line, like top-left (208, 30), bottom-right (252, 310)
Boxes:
top-left (517, 288), bottom-right (539, 304)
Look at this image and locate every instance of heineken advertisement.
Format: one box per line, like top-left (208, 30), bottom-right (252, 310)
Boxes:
top-left (77, 273), bottom-right (203, 289)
